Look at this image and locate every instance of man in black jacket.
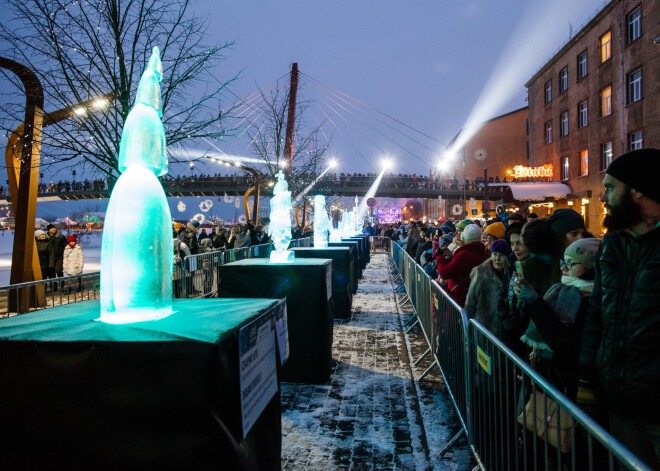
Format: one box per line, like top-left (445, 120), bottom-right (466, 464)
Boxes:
top-left (578, 148), bottom-right (660, 469)
top-left (46, 224), bottom-right (67, 278)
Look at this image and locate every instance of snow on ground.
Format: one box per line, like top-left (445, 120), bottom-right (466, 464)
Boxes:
top-left (0, 231), bottom-right (101, 286)
top-left (280, 253), bottom-right (472, 470)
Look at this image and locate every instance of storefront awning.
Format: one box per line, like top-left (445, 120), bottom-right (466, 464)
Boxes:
top-left (486, 182), bottom-right (572, 202)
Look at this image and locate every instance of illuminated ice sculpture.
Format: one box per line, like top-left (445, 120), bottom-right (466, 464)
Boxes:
top-left (268, 170), bottom-right (295, 263)
top-left (100, 47), bottom-right (173, 324)
top-left (313, 195), bottom-right (332, 248)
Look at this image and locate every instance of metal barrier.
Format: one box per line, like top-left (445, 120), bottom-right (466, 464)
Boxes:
top-left (181, 251), bottom-right (224, 298)
top-left (289, 237), bottom-right (312, 248)
top-left (0, 272), bottom-right (101, 318)
top-left (389, 248), bottom-right (653, 471)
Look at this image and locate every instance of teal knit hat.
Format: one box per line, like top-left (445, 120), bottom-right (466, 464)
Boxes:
top-left (456, 219), bottom-right (473, 231)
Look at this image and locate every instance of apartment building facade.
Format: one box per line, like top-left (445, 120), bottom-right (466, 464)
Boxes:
top-left (526, 0), bottom-right (660, 234)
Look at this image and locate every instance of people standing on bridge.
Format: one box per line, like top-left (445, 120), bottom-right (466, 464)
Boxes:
top-left (578, 149), bottom-right (660, 469)
top-left (46, 223), bottom-right (67, 279)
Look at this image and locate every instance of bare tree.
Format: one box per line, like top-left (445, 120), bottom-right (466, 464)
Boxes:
top-left (243, 82), bottom-right (330, 198)
top-left (0, 0), bottom-right (238, 178)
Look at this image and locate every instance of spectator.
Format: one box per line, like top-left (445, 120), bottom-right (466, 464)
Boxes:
top-left (63, 235), bottom-right (84, 276)
top-left (362, 222), bottom-right (375, 236)
top-left (496, 205), bottom-right (509, 226)
top-left (212, 226), bottom-right (228, 249)
top-left (527, 212), bottom-right (538, 222)
top-left (414, 230), bottom-right (432, 265)
top-left (253, 225), bottom-right (269, 245)
top-left (547, 208), bottom-right (594, 250)
top-left (436, 224), bottom-right (488, 306)
top-left (46, 223), bottom-right (67, 279)
top-left (35, 230), bottom-right (51, 277)
top-left (484, 222), bottom-right (505, 246)
top-left (578, 149), bottom-right (660, 468)
top-left (183, 220), bottom-right (200, 255)
top-left (464, 239), bottom-right (511, 338)
top-left (198, 228), bottom-right (210, 244)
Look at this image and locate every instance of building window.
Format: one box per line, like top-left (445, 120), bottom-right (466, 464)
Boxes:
top-left (544, 121), bottom-right (553, 144)
top-left (560, 112), bottom-right (568, 137)
top-left (559, 68), bottom-right (568, 93)
top-left (628, 69), bottom-right (642, 103)
top-left (526, 119), bottom-right (529, 136)
top-left (629, 130), bottom-right (643, 150)
top-left (627, 7), bottom-right (641, 43)
top-left (578, 101), bottom-right (588, 128)
top-left (561, 157), bottom-right (569, 181)
top-left (601, 86), bottom-right (612, 117)
top-left (577, 52), bottom-right (588, 80)
top-left (601, 141), bottom-right (613, 171)
top-left (599, 31), bottom-right (612, 63)
top-left (579, 149), bottom-right (589, 176)
top-left (544, 81), bottom-right (552, 104)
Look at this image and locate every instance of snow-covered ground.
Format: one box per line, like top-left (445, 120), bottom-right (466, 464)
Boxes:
top-left (0, 231), bottom-right (102, 286)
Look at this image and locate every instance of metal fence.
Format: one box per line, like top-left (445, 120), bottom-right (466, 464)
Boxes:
top-left (0, 273), bottom-right (101, 318)
top-left (389, 243), bottom-right (653, 471)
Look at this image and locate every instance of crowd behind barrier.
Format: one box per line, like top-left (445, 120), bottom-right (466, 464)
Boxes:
top-left (390, 241), bottom-right (652, 471)
top-left (6, 172), bottom-right (555, 199)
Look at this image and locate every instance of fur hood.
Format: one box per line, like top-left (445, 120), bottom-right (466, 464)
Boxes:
top-left (464, 259), bottom-right (504, 338)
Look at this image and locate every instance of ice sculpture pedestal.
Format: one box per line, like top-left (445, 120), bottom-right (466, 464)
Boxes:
top-left (218, 258), bottom-right (334, 384)
top-left (0, 298), bottom-right (284, 469)
top-left (291, 247), bottom-right (353, 320)
top-left (269, 249), bottom-right (294, 263)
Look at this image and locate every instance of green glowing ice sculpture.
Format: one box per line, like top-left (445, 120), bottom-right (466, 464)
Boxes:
top-left (313, 195), bottom-right (332, 248)
top-left (268, 170), bottom-right (294, 263)
top-left (100, 46), bottom-right (173, 324)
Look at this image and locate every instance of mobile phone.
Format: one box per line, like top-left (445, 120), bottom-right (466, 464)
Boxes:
top-left (515, 261), bottom-right (524, 280)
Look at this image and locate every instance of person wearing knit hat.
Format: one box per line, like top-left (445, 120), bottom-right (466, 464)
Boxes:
top-left (63, 234), bottom-right (84, 276)
top-left (461, 223), bottom-right (482, 243)
top-left (439, 225), bottom-right (452, 234)
top-left (490, 238), bottom-right (512, 257)
top-left (548, 208), bottom-right (591, 248)
top-left (563, 238), bottom-right (601, 273)
top-left (173, 222), bottom-right (183, 233)
top-left (484, 222), bottom-right (505, 245)
top-left (182, 219), bottom-right (200, 255)
top-left (35, 229), bottom-right (51, 276)
top-left (34, 229), bottom-right (46, 239)
top-left (456, 219), bottom-right (472, 231)
top-left (578, 148), bottom-right (660, 466)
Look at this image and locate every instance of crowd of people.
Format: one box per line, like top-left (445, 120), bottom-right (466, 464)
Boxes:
top-left (34, 224), bottom-right (84, 287)
top-left (375, 148), bottom-right (660, 468)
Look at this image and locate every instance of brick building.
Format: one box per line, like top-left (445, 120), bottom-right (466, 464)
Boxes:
top-left (526, 0), bottom-right (660, 234)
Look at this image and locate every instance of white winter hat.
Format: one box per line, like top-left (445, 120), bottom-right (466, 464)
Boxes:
top-left (461, 224), bottom-right (482, 243)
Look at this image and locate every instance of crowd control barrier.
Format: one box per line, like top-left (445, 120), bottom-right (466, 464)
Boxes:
top-left (389, 243), bottom-right (653, 471)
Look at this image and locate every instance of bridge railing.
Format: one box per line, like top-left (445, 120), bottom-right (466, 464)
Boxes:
top-left (389, 244), bottom-right (653, 471)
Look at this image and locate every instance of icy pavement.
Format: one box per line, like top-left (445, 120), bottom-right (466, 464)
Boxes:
top-left (280, 253), bottom-right (472, 470)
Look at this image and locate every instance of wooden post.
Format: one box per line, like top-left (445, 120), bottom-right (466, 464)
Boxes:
top-left (283, 63), bottom-right (298, 174)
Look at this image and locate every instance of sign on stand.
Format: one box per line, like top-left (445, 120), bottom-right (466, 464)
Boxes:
top-left (238, 307), bottom-right (279, 438)
top-left (366, 197), bottom-right (376, 207)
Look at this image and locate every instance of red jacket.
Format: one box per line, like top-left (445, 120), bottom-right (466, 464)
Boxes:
top-left (436, 241), bottom-right (488, 307)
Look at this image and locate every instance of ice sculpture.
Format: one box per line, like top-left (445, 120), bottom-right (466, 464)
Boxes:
top-left (268, 170), bottom-right (294, 263)
top-left (313, 195), bottom-right (332, 248)
top-left (100, 47), bottom-right (173, 324)
top-left (340, 210), bottom-right (352, 237)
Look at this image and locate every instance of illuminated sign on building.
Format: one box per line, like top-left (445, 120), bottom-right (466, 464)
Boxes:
top-left (510, 164), bottom-right (553, 178)
top-left (375, 208), bottom-right (401, 223)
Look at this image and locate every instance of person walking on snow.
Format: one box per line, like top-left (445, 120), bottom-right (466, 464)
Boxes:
top-left (63, 235), bottom-right (84, 275)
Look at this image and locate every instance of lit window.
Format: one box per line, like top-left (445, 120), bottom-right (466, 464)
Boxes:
top-left (544, 81), bottom-right (552, 104)
top-left (561, 157), bottom-right (569, 181)
top-left (599, 31), bottom-right (612, 63)
top-left (577, 52), bottom-right (588, 80)
top-left (559, 68), bottom-right (568, 93)
top-left (601, 86), bottom-right (612, 117)
top-left (578, 101), bottom-right (588, 128)
top-left (560, 112), bottom-right (568, 137)
top-left (627, 7), bottom-right (641, 43)
top-left (628, 69), bottom-right (642, 103)
top-left (629, 130), bottom-right (643, 150)
top-left (545, 121), bottom-right (553, 144)
top-left (601, 141), bottom-right (613, 170)
top-left (579, 149), bottom-right (589, 176)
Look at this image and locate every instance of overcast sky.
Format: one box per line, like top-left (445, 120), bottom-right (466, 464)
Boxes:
top-left (186, 0), bottom-right (608, 176)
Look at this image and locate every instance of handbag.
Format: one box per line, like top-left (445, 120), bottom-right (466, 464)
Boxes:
top-left (517, 391), bottom-right (573, 453)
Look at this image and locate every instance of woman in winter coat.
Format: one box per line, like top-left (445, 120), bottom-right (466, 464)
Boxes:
top-left (435, 224), bottom-right (488, 307)
top-left (63, 235), bottom-right (84, 275)
top-left (35, 230), bottom-right (51, 277)
top-left (464, 239), bottom-right (511, 339)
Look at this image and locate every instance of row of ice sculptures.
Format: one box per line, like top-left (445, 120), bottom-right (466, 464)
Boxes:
top-left (99, 46), bottom-right (363, 324)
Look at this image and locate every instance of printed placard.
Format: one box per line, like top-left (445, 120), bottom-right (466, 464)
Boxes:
top-left (273, 302), bottom-right (289, 365)
top-left (238, 311), bottom-right (278, 438)
top-left (477, 346), bottom-right (492, 375)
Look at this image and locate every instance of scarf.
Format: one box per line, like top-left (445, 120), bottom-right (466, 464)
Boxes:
top-left (560, 275), bottom-right (594, 295)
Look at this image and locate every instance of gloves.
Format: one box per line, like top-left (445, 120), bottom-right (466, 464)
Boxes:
top-left (577, 379), bottom-right (599, 421)
top-left (515, 280), bottom-right (538, 308)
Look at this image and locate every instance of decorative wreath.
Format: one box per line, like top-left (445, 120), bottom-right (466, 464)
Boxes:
top-left (177, 201), bottom-right (187, 213)
top-left (199, 199), bottom-right (213, 212)
top-left (192, 214), bottom-right (206, 223)
top-left (452, 204), bottom-right (463, 216)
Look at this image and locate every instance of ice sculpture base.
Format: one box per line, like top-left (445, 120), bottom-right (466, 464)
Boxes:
top-left (269, 250), bottom-right (295, 263)
top-left (100, 306), bottom-right (173, 324)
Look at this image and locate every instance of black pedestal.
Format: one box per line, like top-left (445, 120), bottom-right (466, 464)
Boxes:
top-left (343, 237), bottom-right (367, 271)
top-left (291, 247), bottom-right (352, 320)
top-left (0, 299), bottom-right (284, 470)
top-left (218, 258), bottom-right (334, 384)
top-left (328, 241), bottom-right (359, 289)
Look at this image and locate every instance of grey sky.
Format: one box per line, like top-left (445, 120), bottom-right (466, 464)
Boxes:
top-left (189, 0), bottom-right (608, 176)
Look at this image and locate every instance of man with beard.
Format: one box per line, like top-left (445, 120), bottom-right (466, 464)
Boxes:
top-left (578, 148), bottom-right (660, 469)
